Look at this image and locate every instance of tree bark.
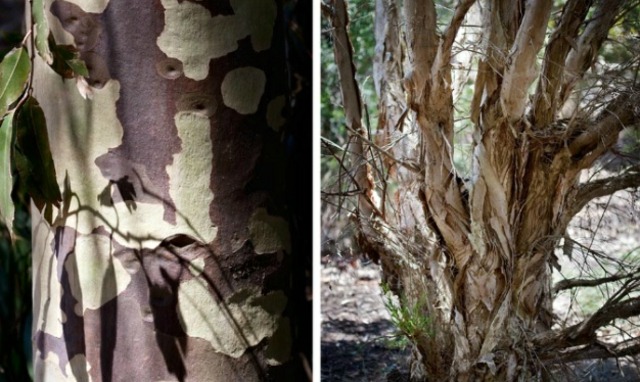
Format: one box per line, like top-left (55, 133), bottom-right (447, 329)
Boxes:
top-left (327, 0), bottom-right (640, 380)
top-left (31, 1), bottom-right (295, 380)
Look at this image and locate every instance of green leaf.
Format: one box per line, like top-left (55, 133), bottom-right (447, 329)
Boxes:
top-left (33, 0), bottom-right (53, 64)
top-left (65, 58), bottom-right (89, 77)
top-left (0, 47), bottom-right (31, 117)
top-left (0, 111), bottom-right (16, 237)
top-left (13, 97), bottom-right (61, 223)
top-left (46, 36), bottom-right (88, 78)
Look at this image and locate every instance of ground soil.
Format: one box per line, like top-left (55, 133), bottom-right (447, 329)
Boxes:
top-left (321, 253), bottom-right (640, 381)
top-left (321, 255), bottom-right (411, 381)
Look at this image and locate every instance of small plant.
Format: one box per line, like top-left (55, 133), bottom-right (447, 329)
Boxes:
top-left (380, 282), bottom-right (434, 341)
top-left (381, 333), bottom-right (411, 350)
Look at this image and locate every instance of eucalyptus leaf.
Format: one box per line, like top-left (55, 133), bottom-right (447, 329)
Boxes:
top-left (0, 111), bottom-right (16, 238)
top-left (0, 47), bottom-right (31, 117)
top-left (66, 58), bottom-right (89, 77)
top-left (33, 0), bottom-right (53, 64)
top-left (47, 38), bottom-right (90, 79)
top-left (13, 97), bottom-right (61, 223)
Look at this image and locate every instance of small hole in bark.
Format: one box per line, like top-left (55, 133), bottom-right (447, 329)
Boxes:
top-left (156, 58), bottom-right (183, 80)
top-left (176, 93), bottom-right (216, 117)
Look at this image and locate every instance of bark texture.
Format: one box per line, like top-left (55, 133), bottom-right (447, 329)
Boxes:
top-left (325, 0), bottom-right (640, 380)
top-left (31, 0), bottom-right (295, 380)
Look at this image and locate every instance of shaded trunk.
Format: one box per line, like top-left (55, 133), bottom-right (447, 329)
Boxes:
top-left (31, 0), bottom-right (295, 380)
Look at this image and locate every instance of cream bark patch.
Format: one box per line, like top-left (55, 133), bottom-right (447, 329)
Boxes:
top-left (32, 213), bottom-right (64, 337)
top-left (221, 67), bottom-right (265, 115)
top-left (65, 235), bottom-right (132, 314)
top-left (167, 112), bottom-right (217, 243)
top-left (35, 351), bottom-right (92, 382)
top-left (248, 208), bottom-right (291, 254)
top-left (156, 0), bottom-right (276, 80)
top-left (64, 0), bottom-right (108, 13)
top-left (176, 283), bottom-right (285, 357)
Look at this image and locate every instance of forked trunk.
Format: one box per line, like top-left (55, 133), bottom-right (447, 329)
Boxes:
top-left (326, 0), bottom-right (640, 380)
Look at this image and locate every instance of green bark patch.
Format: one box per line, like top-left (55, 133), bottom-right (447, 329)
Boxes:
top-left (176, 283), bottom-right (284, 357)
top-left (220, 67), bottom-right (265, 115)
top-left (157, 0), bottom-right (276, 80)
top-left (169, 112), bottom-right (217, 243)
top-left (248, 208), bottom-right (291, 254)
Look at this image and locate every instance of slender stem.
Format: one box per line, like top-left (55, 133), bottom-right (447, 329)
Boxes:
top-left (27, 0), bottom-right (36, 96)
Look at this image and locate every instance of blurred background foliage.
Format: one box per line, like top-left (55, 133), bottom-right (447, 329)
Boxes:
top-left (321, 0), bottom-right (377, 248)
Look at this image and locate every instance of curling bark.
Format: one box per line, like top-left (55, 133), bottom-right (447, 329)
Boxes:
top-left (326, 0), bottom-right (640, 380)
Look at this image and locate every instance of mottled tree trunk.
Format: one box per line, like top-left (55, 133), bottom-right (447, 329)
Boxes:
top-left (31, 0), bottom-right (295, 380)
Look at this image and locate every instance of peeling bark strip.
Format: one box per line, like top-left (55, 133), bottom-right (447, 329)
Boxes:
top-left (326, 0), bottom-right (640, 380)
top-left (32, 0), bottom-right (295, 380)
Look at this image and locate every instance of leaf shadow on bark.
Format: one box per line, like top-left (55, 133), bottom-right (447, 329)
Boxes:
top-left (44, 169), bottom-right (281, 381)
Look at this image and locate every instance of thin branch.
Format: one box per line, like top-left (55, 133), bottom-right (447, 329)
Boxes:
top-left (553, 269), bottom-right (640, 294)
top-left (327, 0), bottom-right (381, 218)
top-left (549, 338), bottom-right (640, 363)
top-left (559, 0), bottom-right (626, 107)
top-left (535, 296), bottom-right (640, 353)
top-left (343, 124), bottom-right (421, 173)
top-left (436, 0), bottom-right (475, 74)
top-left (568, 165), bottom-right (640, 219)
top-left (568, 88), bottom-right (640, 168)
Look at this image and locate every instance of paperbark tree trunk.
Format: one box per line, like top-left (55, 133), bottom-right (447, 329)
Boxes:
top-left (31, 1), bottom-right (296, 380)
top-left (326, 0), bottom-right (640, 380)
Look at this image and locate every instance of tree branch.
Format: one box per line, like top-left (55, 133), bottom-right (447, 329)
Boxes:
top-left (500, 0), bottom-right (553, 121)
top-left (435, 0), bottom-right (475, 75)
top-left (553, 268), bottom-right (640, 294)
top-left (549, 338), bottom-right (640, 363)
top-left (328, 0), bottom-right (380, 217)
top-left (568, 89), bottom-right (640, 169)
top-left (559, 0), bottom-right (626, 107)
top-left (403, 0), bottom-right (438, 109)
top-left (535, 296), bottom-right (640, 354)
top-left (532, 0), bottom-right (593, 127)
top-left (567, 165), bottom-right (640, 219)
